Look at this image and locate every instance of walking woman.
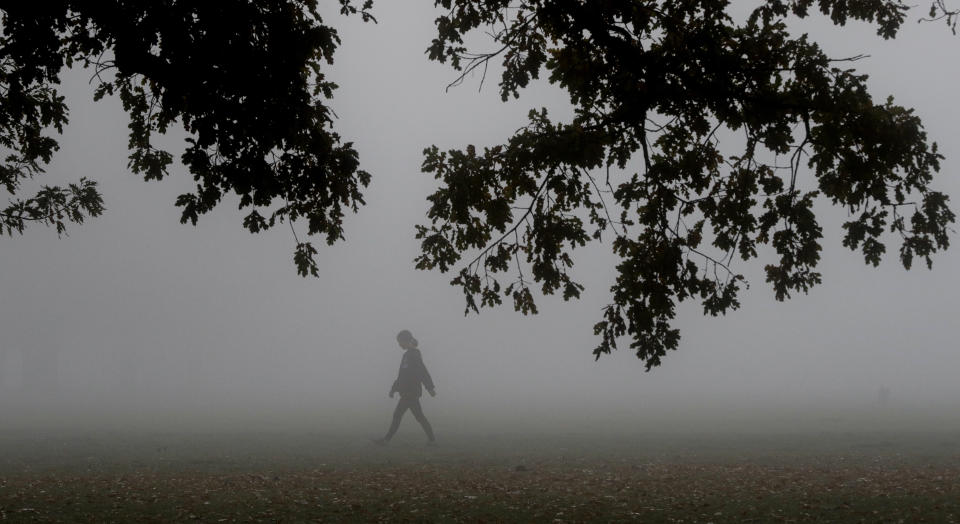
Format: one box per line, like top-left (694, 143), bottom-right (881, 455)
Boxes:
top-left (374, 330), bottom-right (436, 446)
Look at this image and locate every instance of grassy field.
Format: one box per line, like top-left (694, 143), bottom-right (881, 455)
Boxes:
top-left (1, 430), bottom-right (959, 522)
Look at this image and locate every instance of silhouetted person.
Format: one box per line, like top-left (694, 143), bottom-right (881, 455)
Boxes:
top-left (374, 330), bottom-right (436, 446)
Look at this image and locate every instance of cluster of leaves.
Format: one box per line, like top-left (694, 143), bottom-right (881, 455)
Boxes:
top-left (1, 0), bottom-right (373, 274)
top-left (415, 0), bottom-right (955, 368)
top-left (923, 0), bottom-right (960, 33)
top-left (0, 17), bottom-right (105, 236)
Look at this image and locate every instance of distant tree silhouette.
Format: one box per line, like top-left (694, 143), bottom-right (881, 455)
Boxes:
top-left (0, 344), bottom-right (7, 389)
top-left (878, 385), bottom-right (892, 407)
top-left (22, 344), bottom-right (59, 394)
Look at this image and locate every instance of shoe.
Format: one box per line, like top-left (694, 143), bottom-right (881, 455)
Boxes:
top-left (426, 440), bottom-right (438, 448)
top-left (372, 438), bottom-right (388, 446)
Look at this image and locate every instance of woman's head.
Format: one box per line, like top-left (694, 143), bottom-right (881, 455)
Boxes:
top-left (396, 330), bottom-right (418, 349)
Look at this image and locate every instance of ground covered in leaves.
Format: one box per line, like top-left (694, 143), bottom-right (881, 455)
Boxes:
top-left (1, 431), bottom-right (959, 522)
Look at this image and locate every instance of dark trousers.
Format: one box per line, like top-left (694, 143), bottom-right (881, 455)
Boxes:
top-left (384, 396), bottom-right (435, 442)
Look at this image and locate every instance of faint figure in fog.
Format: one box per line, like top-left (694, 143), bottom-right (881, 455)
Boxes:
top-left (374, 330), bottom-right (437, 446)
top-left (878, 385), bottom-right (891, 407)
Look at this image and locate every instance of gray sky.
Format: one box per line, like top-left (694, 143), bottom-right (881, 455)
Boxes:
top-left (2, 3), bottom-right (959, 434)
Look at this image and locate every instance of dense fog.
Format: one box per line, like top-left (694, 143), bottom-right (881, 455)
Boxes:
top-left (2, 3), bottom-right (960, 439)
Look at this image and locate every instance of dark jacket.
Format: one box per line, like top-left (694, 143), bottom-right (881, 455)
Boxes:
top-left (391, 348), bottom-right (435, 399)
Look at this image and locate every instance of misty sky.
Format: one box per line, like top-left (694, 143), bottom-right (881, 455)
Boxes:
top-left (2, 3), bottom-right (959, 433)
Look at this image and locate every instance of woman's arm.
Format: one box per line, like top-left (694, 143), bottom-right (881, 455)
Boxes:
top-left (416, 351), bottom-right (436, 394)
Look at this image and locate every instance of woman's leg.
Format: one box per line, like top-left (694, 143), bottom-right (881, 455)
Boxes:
top-left (408, 399), bottom-right (435, 442)
top-left (384, 397), bottom-right (411, 441)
